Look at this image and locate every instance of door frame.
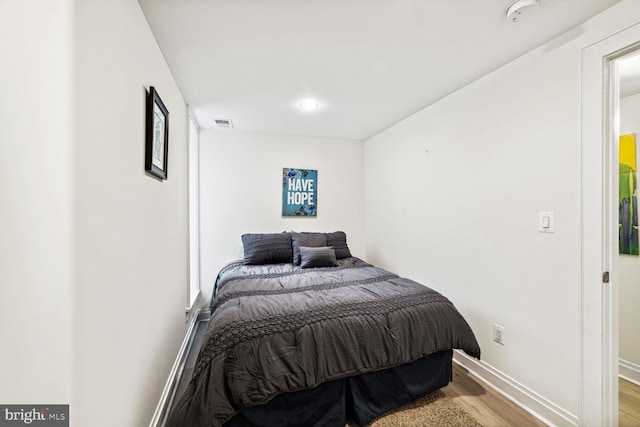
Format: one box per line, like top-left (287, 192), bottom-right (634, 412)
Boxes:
top-left (581, 22), bottom-right (640, 426)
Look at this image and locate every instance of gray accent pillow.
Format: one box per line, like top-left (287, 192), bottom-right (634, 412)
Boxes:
top-left (241, 232), bottom-right (292, 265)
top-left (292, 232), bottom-right (327, 265)
top-left (299, 246), bottom-right (337, 269)
top-left (326, 231), bottom-right (352, 259)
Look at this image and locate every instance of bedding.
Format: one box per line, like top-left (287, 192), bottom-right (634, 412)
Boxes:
top-left (225, 349), bottom-right (454, 427)
top-left (167, 253), bottom-right (480, 427)
top-left (291, 231), bottom-right (327, 265)
top-left (298, 246), bottom-right (337, 268)
top-left (325, 231), bottom-right (352, 259)
top-left (241, 232), bottom-right (293, 265)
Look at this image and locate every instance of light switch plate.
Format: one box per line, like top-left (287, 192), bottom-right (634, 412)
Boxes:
top-left (538, 211), bottom-right (555, 233)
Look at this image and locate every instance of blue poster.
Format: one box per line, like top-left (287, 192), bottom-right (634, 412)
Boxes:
top-left (282, 168), bottom-right (317, 216)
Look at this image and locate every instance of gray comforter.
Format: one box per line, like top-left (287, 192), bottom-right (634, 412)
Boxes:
top-left (167, 257), bottom-right (480, 426)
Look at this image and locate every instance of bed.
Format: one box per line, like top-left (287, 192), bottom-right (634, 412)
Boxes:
top-left (167, 231), bottom-right (480, 427)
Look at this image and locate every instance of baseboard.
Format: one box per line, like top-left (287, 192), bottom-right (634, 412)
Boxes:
top-left (453, 351), bottom-right (578, 427)
top-left (186, 290), bottom-right (202, 318)
top-left (619, 358), bottom-right (640, 386)
top-left (149, 295), bottom-right (209, 427)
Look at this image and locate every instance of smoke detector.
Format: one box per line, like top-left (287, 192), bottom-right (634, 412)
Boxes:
top-left (212, 118), bottom-right (234, 129)
top-left (506, 0), bottom-right (538, 23)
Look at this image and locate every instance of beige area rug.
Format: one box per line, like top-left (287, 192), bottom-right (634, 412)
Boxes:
top-left (348, 390), bottom-right (482, 427)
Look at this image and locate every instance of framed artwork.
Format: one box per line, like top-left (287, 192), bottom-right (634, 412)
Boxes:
top-left (282, 168), bottom-right (317, 216)
top-left (145, 86), bottom-right (169, 180)
top-left (619, 133), bottom-right (638, 254)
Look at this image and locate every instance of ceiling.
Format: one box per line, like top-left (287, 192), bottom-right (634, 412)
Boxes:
top-left (620, 53), bottom-right (640, 98)
top-left (138, 0), bottom-right (620, 141)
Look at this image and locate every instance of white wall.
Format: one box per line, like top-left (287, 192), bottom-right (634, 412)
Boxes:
top-left (1, 0), bottom-right (189, 426)
top-left (619, 93), bottom-right (640, 373)
top-left (0, 0), bottom-right (74, 404)
top-left (364, 1), bottom-right (640, 420)
top-left (72, 1), bottom-right (189, 426)
top-left (199, 129), bottom-right (364, 301)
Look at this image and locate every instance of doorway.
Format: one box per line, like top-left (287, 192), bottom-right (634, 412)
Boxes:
top-left (581, 22), bottom-right (640, 427)
top-left (616, 51), bottom-right (640, 426)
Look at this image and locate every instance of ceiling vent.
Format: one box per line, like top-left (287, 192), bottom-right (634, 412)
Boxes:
top-left (213, 118), bottom-right (234, 129)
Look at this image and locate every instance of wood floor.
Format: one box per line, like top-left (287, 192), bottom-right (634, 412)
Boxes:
top-left (443, 368), bottom-right (640, 427)
top-left (173, 318), bottom-right (210, 402)
top-left (620, 377), bottom-right (640, 427)
top-left (442, 365), bottom-right (547, 427)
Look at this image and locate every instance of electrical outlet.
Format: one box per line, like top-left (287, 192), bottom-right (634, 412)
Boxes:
top-left (493, 324), bottom-right (505, 345)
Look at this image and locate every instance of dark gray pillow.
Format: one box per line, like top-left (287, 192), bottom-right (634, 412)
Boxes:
top-left (241, 233), bottom-right (292, 265)
top-left (299, 246), bottom-right (337, 269)
top-left (326, 231), bottom-right (352, 259)
top-left (292, 232), bottom-right (327, 265)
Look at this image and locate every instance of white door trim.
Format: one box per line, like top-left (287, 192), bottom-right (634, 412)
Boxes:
top-left (581, 23), bottom-right (640, 426)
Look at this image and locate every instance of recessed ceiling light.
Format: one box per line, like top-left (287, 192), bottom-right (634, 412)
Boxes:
top-left (298, 99), bottom-right (320, 111)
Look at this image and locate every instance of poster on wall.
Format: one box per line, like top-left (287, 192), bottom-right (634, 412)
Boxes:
top-left (282, 168), bottom-right (317, 217)
top-left (619, 133), bottom-right (639, 255)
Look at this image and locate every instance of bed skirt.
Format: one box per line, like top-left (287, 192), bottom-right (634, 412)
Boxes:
top-left (225, 349), bottom-right (453, 427)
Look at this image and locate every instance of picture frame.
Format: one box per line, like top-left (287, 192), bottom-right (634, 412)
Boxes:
top-left (145, 86), bottom-right (169, 180)
top-left (282, 168), bottom-right (318, 217)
